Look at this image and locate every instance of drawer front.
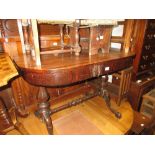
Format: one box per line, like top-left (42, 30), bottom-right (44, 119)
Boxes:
top-left (147, 20), bottom-right (155, 31)
top-left (144, 30), bottom-right (155, 42)
top-left (142, 42), bottom-right (155, 53)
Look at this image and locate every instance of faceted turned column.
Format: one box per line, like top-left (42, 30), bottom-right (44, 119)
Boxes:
top-left (70, 20), bottom-right (81, 56)
top-left (36, 87), bottom-right (53, 135)
top-left (59, 24), bottom-right (64, 50)
top-left (74, 20), bottom-right (81, 56)
top-left (22, 19), bottom-right (31, 54)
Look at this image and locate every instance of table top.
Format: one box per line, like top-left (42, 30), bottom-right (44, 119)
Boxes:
top-left (13, 51), bottom-right (135, 87)
top-left (0, 53), bottom-right (18, 87)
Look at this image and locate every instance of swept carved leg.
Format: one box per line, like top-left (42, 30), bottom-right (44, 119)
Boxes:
top-left (100, 89), bottom-right (121, 119)
top-left (100, 76), bottom-right (121, 119)
top-left (35, 87), bottom-right (53, 135)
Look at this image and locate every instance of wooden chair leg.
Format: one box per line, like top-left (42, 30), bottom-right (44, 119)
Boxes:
top-left (9, 106), bottom-right (29, 135)
top-left (0, 97), bottom-right (13, 134)
top-left (14, 121), bottom-right (29, 135)
top-left (116, 97), bottom-right (122, 106)
top-left (0, 99), bottom-right (29, 135)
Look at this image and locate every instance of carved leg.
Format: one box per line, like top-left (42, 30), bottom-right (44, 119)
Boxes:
top-left (8, 106), bottom-right (29, 135)
top-left (0, 97), bottom-right (13, 133)
top-left (36, 87), bottom-right (53, 135)
top-left (14, 121), bottom-right (29, 135)
top-left (100, 89), bottom-right (121, 119)
top-left (100, 76), bottom-right (122, 119)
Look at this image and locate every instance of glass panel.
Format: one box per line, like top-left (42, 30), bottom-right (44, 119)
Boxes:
top-left (111, 42), bottom-right (121, 49)
top-left (112, 25), bottom-right (124, 37)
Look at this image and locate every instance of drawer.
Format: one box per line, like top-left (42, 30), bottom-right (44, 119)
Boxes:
top-left (141, 54), bottom-right (149, 61)
top-left (142, 43), bottom-right (155, 53)
top-left (152, 53), bottom-right (155, 59)
top-left (40, 40), bottom-right (61, 48)
top-left (141, 52), bottom-right (155, 61)
top-left (147, 20), bottom-right (155, 30)
top-left (138, 63), bottom-right (149, 72)
top-left (144, 30), bottom-right (155, 42)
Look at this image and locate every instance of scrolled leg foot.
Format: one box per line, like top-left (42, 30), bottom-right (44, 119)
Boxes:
top-left (100, 89), bottom-right (122, 119)
top-left (42, 113), bottom-right (53, 135)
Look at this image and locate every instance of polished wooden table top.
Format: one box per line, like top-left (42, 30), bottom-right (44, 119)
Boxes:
top-left (13, 51), bottom-right (135, 87)
top-left (0, 53), bottom-right (18, 87)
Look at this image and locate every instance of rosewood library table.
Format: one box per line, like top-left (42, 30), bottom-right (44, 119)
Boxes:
top-left (13, 51), bottom-right (135, 134)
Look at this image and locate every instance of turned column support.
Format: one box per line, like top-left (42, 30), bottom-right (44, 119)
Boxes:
top-left (70, 20), bottom-right (81, 56)
top-left (22, 19), bottom-right (31, 54)
top-left (59, 24), bottom-right (64, 50)
top-left (36, 87), bottom-right (53, 135)
top-left (74, 20), bottom-right (81, 56)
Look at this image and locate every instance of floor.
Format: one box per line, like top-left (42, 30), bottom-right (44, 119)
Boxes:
top-left (7, 96), bottom-right (133, 135)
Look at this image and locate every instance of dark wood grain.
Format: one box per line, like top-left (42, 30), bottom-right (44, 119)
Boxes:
top-left (13, 51), bottom-right (135, 87)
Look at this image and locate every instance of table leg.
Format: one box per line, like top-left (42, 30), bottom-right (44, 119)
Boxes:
top-left (100, 89), bottom-right (121, 119)
top-left (100, 76), bottom-right (122, 119)
top-left (0, 97), bottom-right (13, 133)
top-left (36, 87), bottom-right (53, 135)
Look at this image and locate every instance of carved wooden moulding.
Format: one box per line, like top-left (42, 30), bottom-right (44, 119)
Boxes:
top-left (0, 54), bottom-right (18, 87)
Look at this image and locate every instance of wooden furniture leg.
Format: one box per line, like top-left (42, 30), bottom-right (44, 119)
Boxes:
top-left (88, 77), bottom-right (122, 119)
top-left (74, 20), bottom-right (81, 56)
top-left (8, 106), bottom-right (29, 135)
top-left (100, 76), bottom-right (122, 119)
top-left (36, 87), bottom-right (53, 135)
top-left (100, 89), bottom-right (121, 119)
top-left (14, 121), bottom-right (29, 134)
top-left (0, 97), bottom-right (29, 134)
top-left (22, 19), bottom-right (31, 54)
top-left (60, 24), bottom-right (64, 50)
top-left (0, 97), bottom-right (13, 133)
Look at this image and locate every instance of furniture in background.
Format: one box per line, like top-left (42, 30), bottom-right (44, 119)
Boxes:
top-left (132, 20), bottom-right (155, 80)
top-left (129, 76), bottom-right (155, 111)
top-left (110, 20), bottom-right (135, 52)
top-left (128, 19), bottom-right (155, 111)
top-left (0, 53), bottom-right (28, 134)
top-left (130, 111), bottom-right (151, 135)
top-left (107, 67), bottom-right (133, 106)
top-left (140, 88), bottom-right (155, 120)
top-left (18, 19), bottom-right (118, 65)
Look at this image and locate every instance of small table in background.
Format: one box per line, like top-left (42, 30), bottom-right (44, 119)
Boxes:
top-left (0, 53), bottom-right (28, 134)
